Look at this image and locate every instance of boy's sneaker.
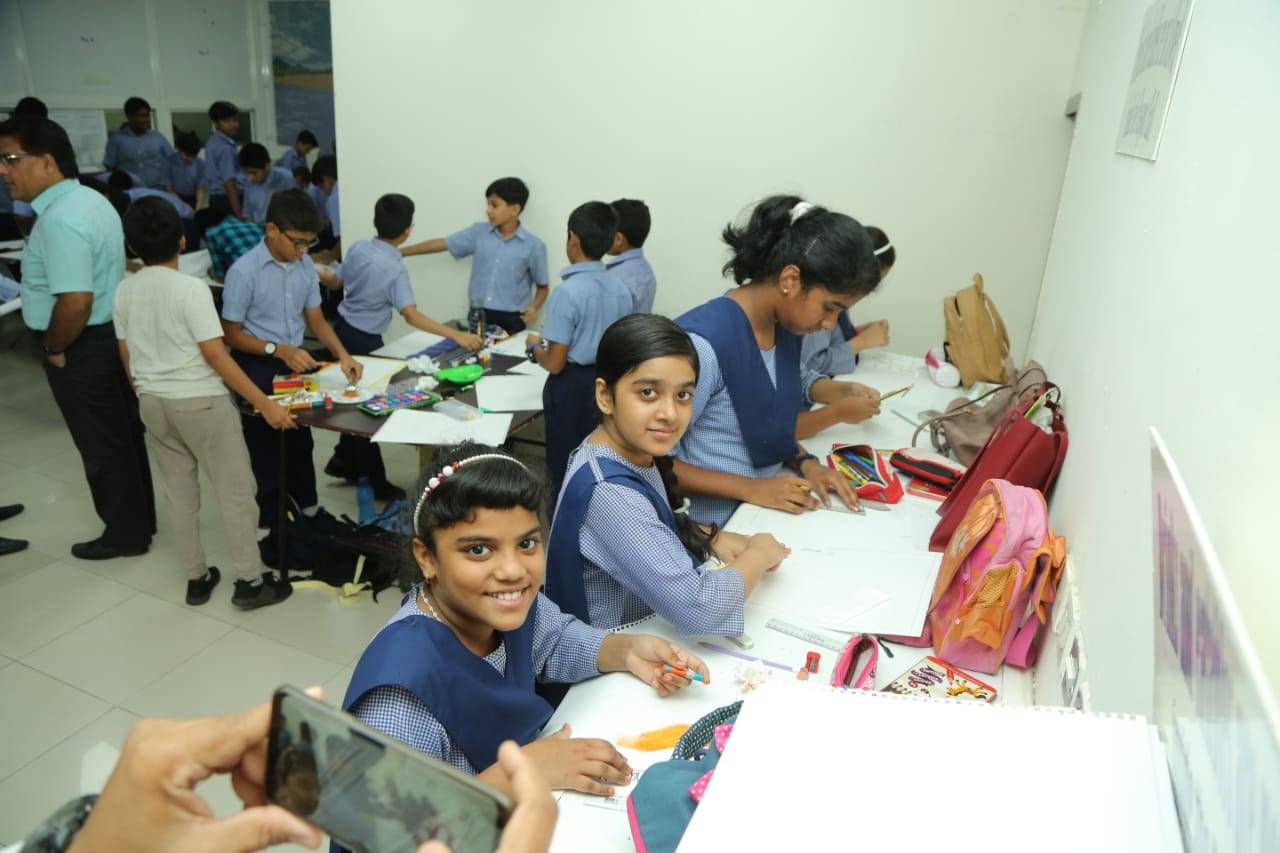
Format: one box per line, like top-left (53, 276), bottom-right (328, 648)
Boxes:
top-left (186, 567), bottom-right (222, 605)
top-left (232, 573), bottom-right (293, 610)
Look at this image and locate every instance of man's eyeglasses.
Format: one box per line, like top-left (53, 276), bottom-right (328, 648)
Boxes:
top-left (282, 232), bottom-right (317, 250)
top-left (0, 153), bottom-right (38, 167)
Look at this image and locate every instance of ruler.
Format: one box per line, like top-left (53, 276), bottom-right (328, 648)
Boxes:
top-left (765, 618), bottom-right (847, 652)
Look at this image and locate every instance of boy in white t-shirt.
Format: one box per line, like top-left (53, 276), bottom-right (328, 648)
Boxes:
top-left (113, 196), bottom-right (294, 610)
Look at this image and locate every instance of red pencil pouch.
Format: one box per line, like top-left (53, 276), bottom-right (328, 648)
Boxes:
top-left (828, 444), bottom-right (904, 505)
top-left (889, 448), bottom-right (965, 491)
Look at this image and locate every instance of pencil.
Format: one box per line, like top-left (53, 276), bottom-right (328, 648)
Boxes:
top-left (878, 384), bottom-right (912, 401)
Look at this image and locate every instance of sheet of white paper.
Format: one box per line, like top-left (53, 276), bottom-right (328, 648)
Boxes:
top-left (313, 355), bottom-right (406, 392)
top-left (372, 408), bottom-right (513, 447)
top-left (372, 330), bottom-right (445, 359)
top-left (730, 504), bottom-right (913, 552)
top-left (489, 331), bottom-right (532, 357)
top-left (507, 360), bottom-right (548, 377)
top-left (810, 587), bottom-right (892, 632)
top-left (476, 374), bottom-right (546, 412)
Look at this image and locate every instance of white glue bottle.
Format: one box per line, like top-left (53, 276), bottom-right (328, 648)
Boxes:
top-left (925, 347), bottom-right (961, 388)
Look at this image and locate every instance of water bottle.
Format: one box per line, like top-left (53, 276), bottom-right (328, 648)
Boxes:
top-left (467, 299), bottom-right (486, 339)
top-left (356, 475), bottom-right (375, 524)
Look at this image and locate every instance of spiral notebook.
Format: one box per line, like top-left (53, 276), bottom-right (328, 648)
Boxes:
top-left (677, 682), bottom-right (1180, 852)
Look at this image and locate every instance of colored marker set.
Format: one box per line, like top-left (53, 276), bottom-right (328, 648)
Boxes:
top-left (827, 443), bottom-right (904, 505)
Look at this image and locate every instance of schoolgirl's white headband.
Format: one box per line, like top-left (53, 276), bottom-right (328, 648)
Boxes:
top-left (412, 453), bottom-right (531, 537)
top-left (789, 201), bottom-right (816, 224)
top-left (873, 241), bottom-right (893, 257)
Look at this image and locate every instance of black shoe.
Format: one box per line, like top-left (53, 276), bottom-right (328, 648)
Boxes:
top-left (0, 504), bottom-right (23, 522)
top-left (71, 536), bottom-right (150, 561)
top-left (372, 481), bottom-right (406, 502)
top-left (324, 457), bottom-right (357, 483)
top-left (0, 536), bottom-right (28, 556)
top-left (232, 573), bottom-right (293, 610)
top-left (186, 566), bottom-right (222, 606)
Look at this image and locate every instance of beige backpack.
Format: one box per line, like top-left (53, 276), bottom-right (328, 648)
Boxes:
top-left (943, 274), bottom-right (1010, 387)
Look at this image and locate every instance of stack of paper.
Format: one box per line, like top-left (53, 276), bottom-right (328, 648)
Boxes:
top-left (371, 408), bottom-right (513, 447)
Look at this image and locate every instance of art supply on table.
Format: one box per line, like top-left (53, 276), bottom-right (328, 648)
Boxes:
top-left (764, 618), bottom-right (847, 653)
top-left (891, 409), bottom-right (922, 428)
top-left (357, 388), bottom-right (442, 416)
top-left (697, 641), bottom-right (793, 673)
top-left (434, 399), bottom-right (483, 422)
top-left (882, 655), bottom-right (997, 703)
top-left (616, 723), bottom-right (690, 751)
top-left (314, 355), bottom-right (406, 392)
top-left (889, 448), bottom-right (964, 492)
top-left (474, 374), bottom-right (547, 412)
top-left (271, 373), bottom-right (319, 394)
top-left (803, 651), bottom-right (821, 673)
top-left (726, 633), bottom-right (754, 650)
top-left (434, 363), bottom-right (486, 386)
top-left (663, 665), bottom-right (706, 683)
top-left (908, 479), bottom-right (951, 501)
top-left (323, 393), bottom-right (333, 411)
top-left (877, 384), bottom-right (913, 402)
top-left (925, 346), bottom-right (961, 387)
top-left (829, 444), bottom-right (904, 505)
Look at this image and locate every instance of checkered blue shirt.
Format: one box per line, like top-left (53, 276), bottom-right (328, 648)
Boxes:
top-left (205, 219), bottom-right (265, 280)
top-left (673, 333), bottom-right (822, 527)
top-left (349, 588), bottom-right (606, 774)
top-left (564, 442), bottom-right (746, 635)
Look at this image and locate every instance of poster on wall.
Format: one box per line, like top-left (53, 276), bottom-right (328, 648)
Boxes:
top-left (270, 1), bottom-right (336, 154)
top-left (47, 109), bottom-right (108, 169)
top-left (1115, 0), bottom-right (1195, 160)
top-left (1151, 428), bottom-right (1280, 851)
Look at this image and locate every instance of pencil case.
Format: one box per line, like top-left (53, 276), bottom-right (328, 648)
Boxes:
top-left (831, 634), bottom-right (878, 690)
top-left (828, 444), bottom-right (904, 505)
top-left (889, 448), bottom-right (965, 491)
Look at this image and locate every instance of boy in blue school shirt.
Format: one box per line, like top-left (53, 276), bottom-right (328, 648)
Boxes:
top-left (107, 171), bottom-right (199, 253)
top-left (203, 101), bottom-right (244, 220)
top-left (238, 143), bottom-right (295, 225)
top-left (307, 155), bottom-right (337, 251)
top-left (323, 193), bottom-right (485, 499)
top-left (604, 198), bottom-right (657, 314)
top-left (220, 189), bottom-right (361, 547)
top-left (166, 131), bottom-right (206, 209)
top-left (527, 201), bottom-right (634, 498)
top-left (277, 129), bottom-right (317, 173)
top-left (399, 177), bottom-right (548, 334)
top-left (104, 97), bottom-right (174, 188)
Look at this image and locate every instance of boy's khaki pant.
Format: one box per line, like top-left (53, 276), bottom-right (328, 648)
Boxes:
top-left (138, 393), bottom-right (264, 583)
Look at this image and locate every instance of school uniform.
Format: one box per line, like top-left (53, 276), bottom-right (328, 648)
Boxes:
top-left (126, 187), bottom-right (199, 253)
top-left (800, 312), bottom-right (859, 378)
top-left (444, 222), bottom-right (548, 333)
top-left (113, 265), bottom-right (265, 584)
top-left (203, 130), bottom-right (240, 215)
top-left (329, 238), bottom-right (416, 486)
top-left (674, 296), bottom-right (824, 528)
top-left (540, 261), bottom-right (633, 498)
top-left (220, 240), bottom-right (323, 525)
top-left (21, 179), bottom-right (156, 549)
top-left (166, 154), bottom-right (206, 207)
top-left (547, 442), bottom-right (746, 635)
top-left (605, 248), bottom-right (657, 314)
top-left (204, 218), bottom-right (265, 280)
top-left (241, 167), bottom-right (295, 225)
top-left (104, 128), bottom-right (174, 188)
top-left (345, 587), bottom-right (605, 774)
top-left (326, 181), bottom-right (341, 238)
top-left (307, 184), bottom-right (330, 225)
top-left (277, 147), bottom-right (308, 173)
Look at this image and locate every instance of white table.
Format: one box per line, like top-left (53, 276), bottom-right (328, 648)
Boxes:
top-left (546, 351), bottom-right (1032, 852)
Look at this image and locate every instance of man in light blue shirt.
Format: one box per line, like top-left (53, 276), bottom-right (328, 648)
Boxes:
top-left (237, 143), bottom-right (294, 225)
top-left (203, 101), bottom-right (243, 219)
top-left (0, 115), bottom-right (156, 559)
top-left (605, 198), bottom-right (657, 313)
top-left (104, 97), bottom-right (174, 188)
top-left (399, 177), bottom-right (548, 334)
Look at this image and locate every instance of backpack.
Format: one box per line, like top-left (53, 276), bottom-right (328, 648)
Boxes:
top-left (943, 274), bottom-right (1010, 387)
top-left (887, 479), bottom-right (1066, 674)
top-left (261, 502), bottom-right (408, 601)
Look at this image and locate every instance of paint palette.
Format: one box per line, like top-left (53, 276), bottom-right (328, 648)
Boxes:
top-left (358, 388), bottom-right (442, 416)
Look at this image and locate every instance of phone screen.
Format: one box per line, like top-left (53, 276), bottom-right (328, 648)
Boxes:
top-left (267, 686), bottom-right (509, 853)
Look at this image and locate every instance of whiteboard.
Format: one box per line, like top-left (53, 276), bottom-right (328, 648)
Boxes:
top-left (47, 108), bottom-right (108, 169)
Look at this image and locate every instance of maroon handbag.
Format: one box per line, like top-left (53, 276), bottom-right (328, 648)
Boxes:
top-left (928, 388), bottom-right (1067, 552)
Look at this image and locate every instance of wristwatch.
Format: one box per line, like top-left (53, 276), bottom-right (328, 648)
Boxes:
top-left (264, 341), bottom-right (277, 356)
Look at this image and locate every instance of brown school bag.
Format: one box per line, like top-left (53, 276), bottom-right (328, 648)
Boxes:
top-left (944, 274), bottom-right (1010, 387)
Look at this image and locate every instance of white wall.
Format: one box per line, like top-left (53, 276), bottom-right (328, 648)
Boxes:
top-left (0, 0), bottom-right (284, 155)
top-left (1028, 0), bottom-right (1280, 713)
top-left (331, 0), bottom-right (1086, 354)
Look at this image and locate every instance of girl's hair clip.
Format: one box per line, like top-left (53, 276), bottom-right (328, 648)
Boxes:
top-left (789, 201), bottom-right (816, 224)
top-left (412, 453), bottom-right (530, 536)
top-left (873, 240), bottom-right (893, 257)
top-left (673, 497), bottom-right (692, 515)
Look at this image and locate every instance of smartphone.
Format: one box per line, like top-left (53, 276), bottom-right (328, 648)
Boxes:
top-left (266, 685), bottom-right (511, 853)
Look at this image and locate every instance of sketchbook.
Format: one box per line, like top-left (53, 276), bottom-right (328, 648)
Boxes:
top-left (679, 682), bottom-right (1180, 852)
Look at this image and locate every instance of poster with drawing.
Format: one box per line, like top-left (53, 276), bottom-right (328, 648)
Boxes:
top-left (270, 1), bottom-right (336, 154)
top-left (1115, 0), bottom-right (1195, 160)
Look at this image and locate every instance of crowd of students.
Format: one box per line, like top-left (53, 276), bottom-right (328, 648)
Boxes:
top-left (0, 93), bottom-right (901, 839)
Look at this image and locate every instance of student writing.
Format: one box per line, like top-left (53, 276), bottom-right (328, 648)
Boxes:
top-left (545, 314), bottom-right (790, 635)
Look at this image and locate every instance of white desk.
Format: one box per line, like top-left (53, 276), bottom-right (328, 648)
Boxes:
top-left (546, 352), bottom-right (1033, 852)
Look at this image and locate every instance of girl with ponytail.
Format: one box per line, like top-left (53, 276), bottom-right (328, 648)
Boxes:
top-left (544, 314), bottom-right (790, 636)
top-left (672, 195), bottom-right (885, 527)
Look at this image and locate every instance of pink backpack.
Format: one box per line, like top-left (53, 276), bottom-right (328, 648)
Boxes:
top-left (891, 479), bottom-right (1067, 674)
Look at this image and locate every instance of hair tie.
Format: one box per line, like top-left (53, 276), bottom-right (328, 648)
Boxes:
top-left (412, 453), bottom-right (531, 537)
top-left (789, 201), bottom-right (816, 224)
top-left (873, 240), bottom-right (893, 257)
top-left (673, 497), bottom-right (692, 515)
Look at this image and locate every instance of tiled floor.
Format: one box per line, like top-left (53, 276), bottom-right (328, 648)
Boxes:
top-left (0, 336), bottom-right (447, 848)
